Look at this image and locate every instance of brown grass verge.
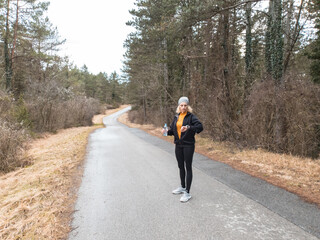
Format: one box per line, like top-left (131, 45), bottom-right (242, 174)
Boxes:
top-left (118, 112), bottom-right (320, 208)
top-left (0, 105), bottom-right (128, 240)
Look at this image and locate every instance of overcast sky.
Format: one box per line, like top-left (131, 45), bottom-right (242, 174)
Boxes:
top-left (47, 0), bottom-right (136, 75)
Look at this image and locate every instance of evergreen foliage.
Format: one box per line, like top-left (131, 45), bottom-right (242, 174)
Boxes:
top-left (308, 0), bottom-right (320, 84)
top-left (124, 0), bottom-right (320, 157)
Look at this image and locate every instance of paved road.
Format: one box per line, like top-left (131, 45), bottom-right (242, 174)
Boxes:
top-left (69, 107), bottom-right (320, 240)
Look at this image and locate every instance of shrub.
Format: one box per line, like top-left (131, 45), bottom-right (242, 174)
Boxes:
top-left (0, 90), bottom-right (14, 121)
top-left (0, 83), bottom-right (100, 172)
top-left (25, 81), bottom-right (99, 132)
top-left (0, 119), bottom-right (28, 172)
top-left (63, 96), bottom-right (100, 128)
top-left (242, 77), bottom-right (320, 158)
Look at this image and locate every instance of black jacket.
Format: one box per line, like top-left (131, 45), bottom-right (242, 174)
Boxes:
top-left (167, 112), bottom-right (203, 146)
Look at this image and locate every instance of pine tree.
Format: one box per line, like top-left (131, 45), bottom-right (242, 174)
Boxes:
top-left (245, 1), bottom-right (253, 98)
top-left (309, 0), bottom-right (320, 83)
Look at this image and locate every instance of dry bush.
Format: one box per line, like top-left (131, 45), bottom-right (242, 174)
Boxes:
top-left (0, 91), bottom-right (29, 172)
top-left (128, 109), bottom-right (145, 124)
top-left (242, 78), bottom-right (320, 158)
top-left (63, 96), bottom-right (100, 128)
top-left (282, 78), bottom-right (320, 157)
top-left (241, 80), bottom-right (276, 149)
top-left (0, 81), bottom-right (100, 172)
top-left (201, 90), bottom-right (235, 141)
top-left (25, 80), bottom-right (70, 132)
top-left (25, 81), bottom-right (99, 132)
top-left (0, 120), bottom-right (28, 172)
top-left (0, 90), bottom-right (14, 121)
top-left (192, 78), bottom-right (241, 142)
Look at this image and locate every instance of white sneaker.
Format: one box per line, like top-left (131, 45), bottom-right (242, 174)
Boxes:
top-left (172, 187), bottom-right (186, 194)
top-left (180, 192), bottom-right (192, 202)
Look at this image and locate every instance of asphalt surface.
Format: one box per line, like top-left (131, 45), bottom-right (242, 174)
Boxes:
top-left (69, 106), bottom-right (320, 240)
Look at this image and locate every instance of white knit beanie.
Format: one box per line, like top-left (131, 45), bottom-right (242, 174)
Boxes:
top-left (178, 96), bottom-right (189, 105)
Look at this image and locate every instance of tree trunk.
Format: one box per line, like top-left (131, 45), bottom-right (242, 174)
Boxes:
top-left (231, 6), bottom-right (237, 67)
top-left (272, 0), bottom-right (283, 84)
top-left (11, 0), bottom-right (19, 67)
top-left (204, 18), bottom-right (212, 86)
top-left (245, 1), bottom-right (253, 98)
top-left (11, 0), bottom-right (19, 93)
top-left (283, 0), bottom-right (305, 74)
top-left (4, 0), bottom-right (12, 91)
top-left (162, 38), bottom-right (168, 123)
top-left (266, 0), bottom-right (285, 151)
top-left (284, 0), bottom-right (294, 55)
top-left (265, 0), bottom-right (274, 75)
top-left (142, 87), bottom-right (147, 123)
top-left (245, 2), bottom-right (252, 74)
top-left (222, 5), bottom-right (230, 92)
top-left (272, 0), bottom-right (285, 151)
top-left (221, 2), bottom-right (234, 139)
top-left (266, 0), bottom-right (284, 83)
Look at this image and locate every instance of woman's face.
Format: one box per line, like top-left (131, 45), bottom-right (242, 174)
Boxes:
top-left (179, 102), bottom-right (188, 113)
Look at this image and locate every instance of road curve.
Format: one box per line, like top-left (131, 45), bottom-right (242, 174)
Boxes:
top-left (68, 107), bottom-right (319, 240)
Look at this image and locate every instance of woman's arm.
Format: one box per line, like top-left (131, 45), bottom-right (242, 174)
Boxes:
top-left (190, 114), bottom-right (203, 134)
top-left (167, 117), bottom-right (176, 136)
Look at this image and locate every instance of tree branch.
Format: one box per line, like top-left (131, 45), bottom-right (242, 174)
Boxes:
top-left (283, 0), bottom-right (306, 73)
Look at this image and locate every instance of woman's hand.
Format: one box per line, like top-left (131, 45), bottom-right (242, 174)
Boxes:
top-left (161, 128), bottom-right (167, 134)
top-left (181, 125), bottom-right (189, 133)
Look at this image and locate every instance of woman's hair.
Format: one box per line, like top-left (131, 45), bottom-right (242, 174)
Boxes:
top-left (176, 105), bottom-right (193, 114)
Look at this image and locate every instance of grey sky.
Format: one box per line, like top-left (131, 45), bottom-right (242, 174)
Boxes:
top-left (47, 0), bottom-right (135, 75)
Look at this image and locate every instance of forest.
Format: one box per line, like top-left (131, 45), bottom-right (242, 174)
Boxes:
top-left (124, 0), bottom-right (320, 158)
top-left (0, 0), bottom-right (319, 172)
top-left (0, 0), bottom-right (127, 172)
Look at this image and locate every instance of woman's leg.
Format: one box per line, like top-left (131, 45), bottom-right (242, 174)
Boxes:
top-left (175, 145), bottom-right (185, 188)
top-left (183, 145), bottom-right (195, 193)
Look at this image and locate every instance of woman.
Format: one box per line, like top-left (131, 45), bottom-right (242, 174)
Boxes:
top-left (162, 97), bottom-right (203, 202)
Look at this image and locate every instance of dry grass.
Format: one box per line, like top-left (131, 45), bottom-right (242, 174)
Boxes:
top-left (0, 106), bottom-right (128, 240)
top-left (0, 126), bottom-right (96, 240)
top-left (195, 138), bottom-right (320, 206)
top-left (118, 112), bottom-right (320, 207)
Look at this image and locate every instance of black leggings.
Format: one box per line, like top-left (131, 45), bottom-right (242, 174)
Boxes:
top-left (175, 145), bottom-right (195, 193)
